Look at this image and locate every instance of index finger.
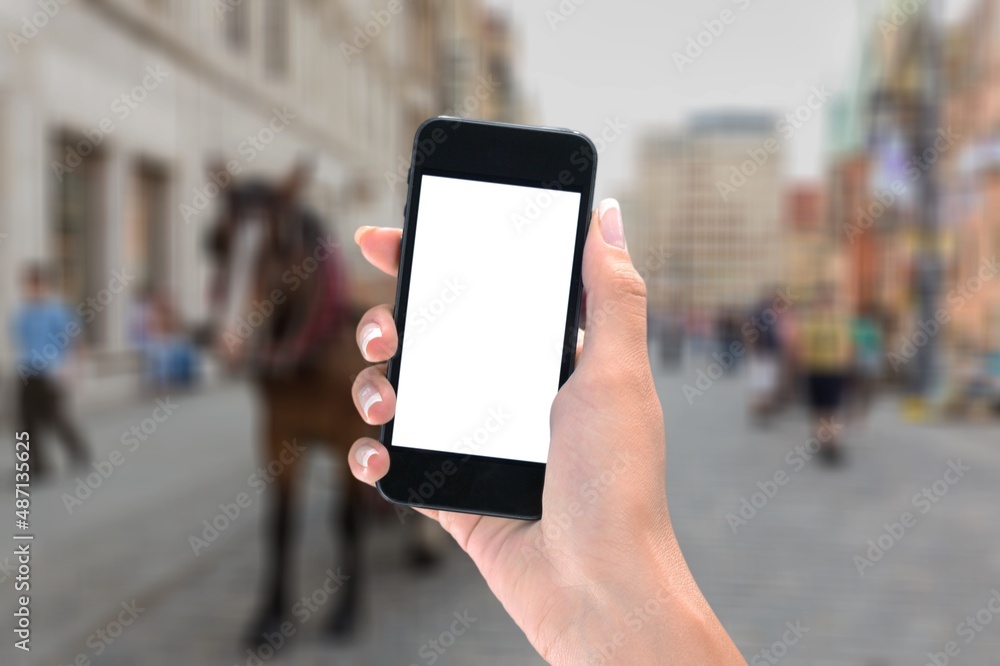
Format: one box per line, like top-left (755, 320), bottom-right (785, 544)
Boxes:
top-left (355, 226), bottom-right (402, 277)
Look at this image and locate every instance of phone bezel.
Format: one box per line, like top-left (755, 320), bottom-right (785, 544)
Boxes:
top-left (376, 117), bottom-right (598, 520)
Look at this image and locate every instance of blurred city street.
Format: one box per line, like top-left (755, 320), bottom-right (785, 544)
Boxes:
top-left (0, 381), bottom-right (542, 666)
top-left (1, 0), bottom-right (999, 663)
top-left (658, 344), bottom-right (1000, 666)
top-left (0, 347), bottom-right (996, 665)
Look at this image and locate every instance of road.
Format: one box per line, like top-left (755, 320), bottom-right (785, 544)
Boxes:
top-left (0, 347), bottom-right (998, 665)
top-left (660, 345), bottom-right (1000, 666)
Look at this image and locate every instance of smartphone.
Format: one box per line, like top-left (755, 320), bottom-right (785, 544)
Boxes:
top-left (376, 117), bottom-right (597, 520)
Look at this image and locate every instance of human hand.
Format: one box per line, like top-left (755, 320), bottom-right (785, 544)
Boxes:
top-left (349, 200), bottom-right (744, 664)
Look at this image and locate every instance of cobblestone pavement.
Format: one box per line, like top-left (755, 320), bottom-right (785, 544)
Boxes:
top-left (2, 351), bottom-right (999, 665)
top-left (0, 384), bottom-right (541, 666)
top-left (660, 348), bottom-right (1000, 666)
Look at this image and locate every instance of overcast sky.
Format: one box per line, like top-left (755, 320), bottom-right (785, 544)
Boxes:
top-left (485, 0), bottom-right (978, 199)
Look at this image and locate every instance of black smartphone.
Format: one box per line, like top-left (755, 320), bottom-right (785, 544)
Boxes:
top-left (377, 117), bottom-right (597, 520)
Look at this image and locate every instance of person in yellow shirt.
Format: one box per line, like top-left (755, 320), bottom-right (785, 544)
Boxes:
top-left (798, 283), bottom-right (852, 464)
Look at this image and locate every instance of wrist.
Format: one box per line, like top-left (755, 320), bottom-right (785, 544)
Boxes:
top-left (547, 519), bottom-right (744, 665)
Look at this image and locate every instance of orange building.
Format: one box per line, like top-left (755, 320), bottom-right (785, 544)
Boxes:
top-left (941, 0), bottom-right (1000, 355)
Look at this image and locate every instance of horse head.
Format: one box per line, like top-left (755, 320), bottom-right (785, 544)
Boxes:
top-left (204, 160), bottom-right (347, 375)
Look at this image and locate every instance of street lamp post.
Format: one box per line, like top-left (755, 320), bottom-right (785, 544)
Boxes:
top-left (912, 0), bottom-right (943, 401)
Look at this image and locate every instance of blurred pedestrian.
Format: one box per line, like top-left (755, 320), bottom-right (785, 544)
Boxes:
top-left (798, 284), bottom-right (851, 463)
top-left (717, 307), bottom-right (743, 375)
top-left (849, 302), bottom-right (883, 425)
top-left (129, 286), bottom-right (199, 389)
top-left (9, 263), bottom-right (91, 479)
top-left (775, 298), bottom-right (800, 411)
top-left (747, 292), bottom-right (782, 425)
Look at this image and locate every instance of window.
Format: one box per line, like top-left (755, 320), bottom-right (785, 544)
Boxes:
top-left (224, 0), bottom-right (249, 51)
top-left (126, 160), bottom-right (171, 292)
top-left (51, 132), bottom-right (105, 344)
top-left (264, 0), bottom-right (289, 79)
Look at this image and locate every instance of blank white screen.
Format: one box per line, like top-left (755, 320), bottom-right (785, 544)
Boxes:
top-left (392, 175), bottom-right (581, 464)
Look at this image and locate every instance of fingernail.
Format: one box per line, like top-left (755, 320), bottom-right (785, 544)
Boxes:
top-left (354, 226), bottom-right (374, 245)
top-left (360, 322), bottom-right (382, 359)
top-left (598, 198), bottom-right (626, 250)
top-left (356, 444), bottom-right (378, 468)
top-left (359, 384), bottom-right (382, 421)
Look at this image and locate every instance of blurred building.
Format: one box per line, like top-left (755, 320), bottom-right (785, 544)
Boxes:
top-left (436, 0), bottom-right (524, 123)
top-left (831, 0), bottom-right (1000, 393)
top-left (633, 113), bottom-right (786, 315)
top-left (827, 85), bottom-right (874, 316)
top-left (941, 0), bottom-right (1000, 354)
top-left (0, 0), bottom-right (523, 403)
top-left (785, 183), bottom-right (842, 300)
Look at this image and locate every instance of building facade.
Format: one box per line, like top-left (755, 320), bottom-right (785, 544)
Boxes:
top-left (0, 0), bottom-right (520, 403)
top-left (633, 113), bottom-right (786, 315)
top-left (941, 0), bottom-right (1000, 354)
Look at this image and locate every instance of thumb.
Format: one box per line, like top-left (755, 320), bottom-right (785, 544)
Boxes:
top-left (578, 198), bottom-right (649, 371)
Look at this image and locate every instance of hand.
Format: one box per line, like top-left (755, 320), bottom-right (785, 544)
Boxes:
top-left (349, 200), bottom-right (744, 665)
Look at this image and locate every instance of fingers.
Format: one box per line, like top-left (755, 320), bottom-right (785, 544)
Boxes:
top-left (352, 364), bottom-right (396, 425)
top-left (348, 438), bottom-right (445, 525)
top-left (355, 226), bottom-right (402, 277)
top-left (357, 303), bottom-right (398, 362)
top-left (349, 438), bottom-right (390, 485)
top-left (577, 199), bottom-right (649, 371)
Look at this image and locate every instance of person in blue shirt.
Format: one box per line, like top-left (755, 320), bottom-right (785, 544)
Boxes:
top-left (10, 263), bottom-right (91, 479)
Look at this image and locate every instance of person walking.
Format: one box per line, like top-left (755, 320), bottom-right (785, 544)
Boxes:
top-left (798, 284), bottom-right (852, 464)
top-left (850, 303), bottom-right (883, 426)
top-left (10, 263), bottom-right (91, 479)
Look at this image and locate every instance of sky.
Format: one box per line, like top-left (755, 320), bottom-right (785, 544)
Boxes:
top-left (485, 0), bottom-right (979, 199)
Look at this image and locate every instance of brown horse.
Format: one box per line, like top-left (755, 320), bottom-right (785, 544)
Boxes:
top-left (203, 163), bottom-right (437, 642)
